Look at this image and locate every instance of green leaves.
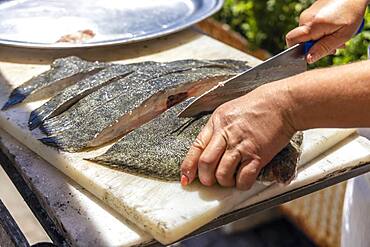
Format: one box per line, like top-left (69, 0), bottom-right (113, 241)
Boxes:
top-left (215, 1), bottom-right (370, 67)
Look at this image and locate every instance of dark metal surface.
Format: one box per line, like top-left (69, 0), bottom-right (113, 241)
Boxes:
top-left (179, 43), bottom-right (307, 117)
top-left (0, 148), bottom-right (69, 247)
top-left (0, 0), bottom-right (223, 49)
top-left (0, 199), bottom-right (30, 247)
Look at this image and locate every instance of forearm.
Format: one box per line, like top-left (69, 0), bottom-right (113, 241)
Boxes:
top-left (278, 60), bottom-right (370, 130)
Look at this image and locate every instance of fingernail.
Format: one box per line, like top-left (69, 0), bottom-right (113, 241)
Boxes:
top-left (306, 53), bottom-right (315, 64)
top-left (181, 174), bottom-right (189, 186)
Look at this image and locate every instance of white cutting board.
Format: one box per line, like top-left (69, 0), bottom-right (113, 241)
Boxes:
top-left (0, 31), bottom-right (359, 244)
top-left (0, 128), bottom-right (153, 247)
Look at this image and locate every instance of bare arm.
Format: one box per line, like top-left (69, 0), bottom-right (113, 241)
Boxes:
top-left (286, 60), bottom-right (370, 129)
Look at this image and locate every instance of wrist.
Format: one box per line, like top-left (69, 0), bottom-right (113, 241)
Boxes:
top-left (258, 80), bottom-right (298, 136)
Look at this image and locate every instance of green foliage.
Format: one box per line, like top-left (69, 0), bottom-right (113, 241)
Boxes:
top-left (215, 0), bottom-right (370, 67)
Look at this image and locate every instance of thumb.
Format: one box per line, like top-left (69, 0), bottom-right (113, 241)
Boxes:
top-left (306, 34), bottom-right (345, 64)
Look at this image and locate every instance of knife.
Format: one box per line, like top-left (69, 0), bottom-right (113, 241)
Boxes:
top-left (178, 20), bottom-right (365, 118)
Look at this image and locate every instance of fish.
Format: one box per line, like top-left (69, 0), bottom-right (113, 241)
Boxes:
top-left (1, 56), bottom-right (105, 110)
top-left (87, 100), bottom-right (303, 184)
top-left (39, 59), bottom-right (248, 135)
top-left (28, 63), bottom-right (144, 130)
top-left (39, 60), bottom-right (250, 152)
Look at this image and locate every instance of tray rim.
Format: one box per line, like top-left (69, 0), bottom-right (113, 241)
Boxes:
top-left (0, 0), bottom-right (224, 50)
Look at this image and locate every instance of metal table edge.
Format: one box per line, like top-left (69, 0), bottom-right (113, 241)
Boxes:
top-left (0, 147), bottom-right (69, 247)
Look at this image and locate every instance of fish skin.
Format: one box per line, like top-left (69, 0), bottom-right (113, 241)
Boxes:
top-left (39, 60), bottom-right (250, 152)
top-left (1, 56), bottom-right (105, 110)
top-left (87, 100), bottom-right (303, 184)
top-left (256, 132), bottom-right (303, 184)
top-left (39, 59), bottom-right (245, 135)
top-left (38, 61), bottom-right (161, 135)
top-left (28, 64), bottom-right (137, 130)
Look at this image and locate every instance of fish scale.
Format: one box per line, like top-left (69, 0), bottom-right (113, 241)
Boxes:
top-left (40, 62), bottom-right (249, 152)
top-left (40, 59), bottom-right (246, 134)
top-left (39, 61), bottom-right (162, 134)
top-left (28, 63), bottom-right (139, 130)
top-left (89, 100), bottom-right (303, 183)
top-left (1, 56), bottom-right (105, 110)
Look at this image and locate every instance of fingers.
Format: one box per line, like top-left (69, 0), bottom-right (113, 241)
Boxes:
top-left (215, 149), bottom-right (242, 187)
top-left (198, 133), bottom-right (227, 186)
top-left (236, 159), bottom-right (263, 191)
top-left (287, 24), bottom-right (346, 64)
top-left (286, 25), bottom-right (312, 47)
top-left (181, 120), bottom-right (213, 186)
top-left (306, 33), bottom-right (345, 64)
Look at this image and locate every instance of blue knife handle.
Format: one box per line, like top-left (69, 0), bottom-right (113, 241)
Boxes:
top-left (303, 19), bottom-right (365, 54)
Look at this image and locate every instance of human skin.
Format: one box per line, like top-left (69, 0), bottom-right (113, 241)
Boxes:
top-left (180, 0), bottom-right (370, 190)
top-left (286, 0), bottom-right (367, 63)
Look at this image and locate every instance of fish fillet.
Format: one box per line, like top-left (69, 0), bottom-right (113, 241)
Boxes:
top-left (28, 63), bottom-right (143, 130)
top-left (37, 60), bottom-right (218, 135)
top-left (88, 100), bottom-right (302, 184)
top-left (41, 60), bottom-right (247, 152)
top-left (1, 56), bottom-right (105, 110)
top-left (39, 61), bottom-right (249, 152)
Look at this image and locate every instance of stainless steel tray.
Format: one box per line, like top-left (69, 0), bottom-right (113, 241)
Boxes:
top-left (0, 0), bottom-right (223, 49)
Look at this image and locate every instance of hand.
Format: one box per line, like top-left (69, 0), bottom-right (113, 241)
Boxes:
top-left (286, 0), bottom-right (367, 64)
top-left (180, 82), bottom-right (296, 190)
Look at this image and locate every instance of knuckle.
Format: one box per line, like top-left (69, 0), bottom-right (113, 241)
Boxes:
top-left (300, 25), bottom-right (311, 36)
top-left (213, 106), bottom-right (226, 118)
top-left (193, 137), bottom-right (206, 149)
top-left (299, 10), bottom-right (314, 24)
top-left (311, 15), bottom-right (325, 25)
top-left (198, 156), bottom-right (214, 167)
top-left (239, 139), bottom-right (260, 158)
top-left (229, 152), bottom-right (240, 161)
top-left (181, 160), bottom-right (194, 171)
top-left (244, 167), bottom-right (259, 178)
top-left (215, 169), bottom-right (230, 182)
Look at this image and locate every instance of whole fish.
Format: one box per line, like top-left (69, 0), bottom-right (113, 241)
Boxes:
top-left (1, 56), bottom-right (105, 110)
top-left (88, 100), bottom-right (302, 184)
top-left (40, 61), bottom-right (249, 152)
top-left (28, 63), bottom-right (142, 130)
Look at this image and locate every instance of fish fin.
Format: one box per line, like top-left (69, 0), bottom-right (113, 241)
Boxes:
top-left (39, 136), bottom-right (61, 148)
top-left (39, 122), bottom-right (52, 135)
top-left (1, 89), bottom-right (27, 110)
top-left (170, 117), bottom-right (201, 136)
top-left (28, 110), bottom-right (44, 130)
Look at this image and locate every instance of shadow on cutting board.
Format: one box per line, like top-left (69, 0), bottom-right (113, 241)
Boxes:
top-left (0, 71), bottom-right (12, 91)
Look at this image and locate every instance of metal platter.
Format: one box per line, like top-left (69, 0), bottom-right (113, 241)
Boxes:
top-left (0, 0), bottom-right (223, 49)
